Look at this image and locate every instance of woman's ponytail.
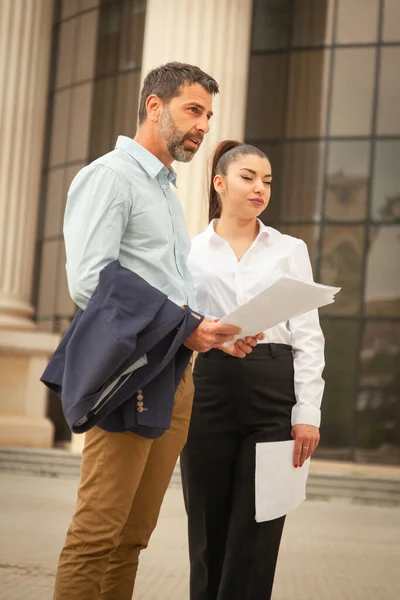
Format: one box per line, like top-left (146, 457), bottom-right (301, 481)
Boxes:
top-left (208, 140), bottom-right (242, 222)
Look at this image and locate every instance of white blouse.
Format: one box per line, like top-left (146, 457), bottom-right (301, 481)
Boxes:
top-left (188, 219), bottom-right (325, 428)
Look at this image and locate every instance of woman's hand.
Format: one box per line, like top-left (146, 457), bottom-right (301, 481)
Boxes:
top-left (291, 424), bottom-right (320, 467)
top-left (221, 332), bottom-right (265, 358)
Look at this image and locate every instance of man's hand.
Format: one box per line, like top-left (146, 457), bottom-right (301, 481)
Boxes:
top-left (184, 319), bottom-right (242, 353)
top-left (221, 332), bottom-right (265, 358)
top-left (291, 424), bottom-right (320, 467)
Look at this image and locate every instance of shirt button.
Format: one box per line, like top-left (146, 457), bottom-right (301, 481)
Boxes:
top-left (161, 184), bottom-right (167, 190)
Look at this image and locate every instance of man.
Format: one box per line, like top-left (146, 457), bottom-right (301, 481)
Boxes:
top-left (54, 62), bottom-right (257, 600)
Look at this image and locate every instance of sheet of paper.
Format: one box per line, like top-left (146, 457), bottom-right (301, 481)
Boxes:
top-left (255, 440), bottom-right (310, 522)
top-left (219, 276), bottom-right (341, 341)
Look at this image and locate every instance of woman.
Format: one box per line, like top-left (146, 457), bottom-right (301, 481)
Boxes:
top-left (180, 140), bottom-right (325, 600)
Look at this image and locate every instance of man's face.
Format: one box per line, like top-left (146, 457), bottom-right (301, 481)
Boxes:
top-left (158, 83), bottom-right (213, 163)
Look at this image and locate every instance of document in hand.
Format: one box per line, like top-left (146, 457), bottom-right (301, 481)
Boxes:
top-left (219, 276), bottom-right (340, 340)
top-left (255, 440), bottom-right (310, 522)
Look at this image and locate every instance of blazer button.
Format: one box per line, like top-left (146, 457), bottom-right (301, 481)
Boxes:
top-left (137, 406), bottom-right (144, 413)
top-left (137, 401), bottom-right (144, 407)
top-left (137, 394), bottom-right (144, 401)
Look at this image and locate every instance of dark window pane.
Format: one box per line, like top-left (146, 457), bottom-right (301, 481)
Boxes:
top-left (365, 226), bottom-right (400, 317)
top-left (291, 0), bottom-right (333, 47)
top-left (280, 141), bottom-right (325, 221)
top-left (96, 1), bottom-right (122, 76)
top-left (317, 319), bottom-right (360, 458)
top-left (37, 240), bottom-right (61, 319)
top-left (119, 0), bottom-right (146, 71)
top-left (56, 19), bottom-right (78, 89)
top-left (67, 83), bottom-right (93, 162)
top-left (49, 90), bottom-right (71, 167)
top-left (89, 76), bottom-right (116, 158)
top-left (74, 11), bottom-right (99, 82)
top-left (377, 47), bottom-right (400, 135)
top-left (43, 168), bottom-right (65, 239)
top-left (383, 0), bottom-right (400, 42)
top-left (325, 141), bottom-right (370, 222)
top-left (277, 225), bottom-right (320, 268)
top-left (330, 48), bottom-right (376, 136)
top-left (336, 0), bottom-right (379, 44)
top-left (251, 0), bottom-right (291, 51)
top-left (360, 321), bottom-right (400, 388)
top-left (320, 226), bottom-right (365, 315)
top-left (372, 141), bottom-right (400, 223)
top-left (356, 321), bottom-right (400, 464)
top-left (245, 53), bottom-right (288, 140)
top-left (285, 50), bottom-right (330, 138)
top-left (113, 71), bottom-right (142, 139)
top-left (61, 0), bottom-right (80, 20)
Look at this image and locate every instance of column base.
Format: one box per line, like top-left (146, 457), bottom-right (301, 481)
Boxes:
top-left (0, 328), bottom-right (60, 449)
top-left (0, 415), bottom-right (54, 448)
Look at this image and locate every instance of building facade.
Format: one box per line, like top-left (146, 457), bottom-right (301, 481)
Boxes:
top-left (0, 0), bottom-right (399, 464)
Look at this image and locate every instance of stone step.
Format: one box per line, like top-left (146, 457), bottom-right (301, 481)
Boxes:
top-left (1, 447), bottom-right (399, 505)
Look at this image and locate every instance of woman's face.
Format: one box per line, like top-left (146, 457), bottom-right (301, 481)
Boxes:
top-left (215, 153), bottom-right (272, 220)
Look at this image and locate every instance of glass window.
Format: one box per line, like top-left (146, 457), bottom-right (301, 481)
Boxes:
top-left (251, 0), bottom-right (291, 51)
top-left (365, 226), bottom-right (400, 317)
top-left (357, 321), bottom-right (400, 463)
top-left (291, 0), bottom-right (333, 47)
top-left (113, 71), bottom-right (141, 139)
top-left (324, 141), bottom-right (370, 222)
top-left (89, 76), bottom-right (116, 159)
top-left (317, 319), bottom-right (360, 456)
top-left (336, 0), bottom-right (379, 44)
top-left (96, 1), bottom-right (122, 76)
top-left (278, 225), bottom-right (320, 268)
top-left (330, 48), bottom-right (376, 136)
top-left (74, 11), bottom-right (99, 82)
top-left (372, 141), bottom-right (400, 223)
top-left (67, 83), bottom-right (93, 162)
top-left (119, 0), bottom-right (146, 72)
top-left (320, 225), bottom-right (365, 315)
top-left (43, 168), bottom-right (65, 239)
top-left (281, 141), bottom-right (325, 222)
top-left (37, 240), bottom-right (61, 319)
top-left (285, 50), bottom-right (330, 138)
top-left (245, 53), bottom-right (288, 140)
top-left (383, 0), bottom-right (400, 42)
top-left (377, 47), bottom-right (400, 135)
top-left (56, 19), bottom-right (78, 89)
top-left (49, 90), bottom-right (71, 167)
top-left (61, 0), bottom-right (80, 20)
top-left (55, 245), bottom-right (76, 318)
top-left (360, 321), bottom-right (400, 388)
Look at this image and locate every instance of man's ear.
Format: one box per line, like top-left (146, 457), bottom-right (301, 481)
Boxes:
top-left (146, 94), bottom-right (162, 123)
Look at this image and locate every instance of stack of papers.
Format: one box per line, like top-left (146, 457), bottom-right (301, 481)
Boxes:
top-left (219, 276), bottom-right (341, 341)
top-left (255, 440), bottom-right (310, 522)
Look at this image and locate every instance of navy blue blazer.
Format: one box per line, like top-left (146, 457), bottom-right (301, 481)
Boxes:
top-left (40, 260), bottom-right (203, 439)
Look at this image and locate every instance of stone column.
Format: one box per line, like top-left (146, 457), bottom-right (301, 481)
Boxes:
top-left (0, 0), bottom-right (59, 447)
top-left (140, 0), bottom-right (253, 236)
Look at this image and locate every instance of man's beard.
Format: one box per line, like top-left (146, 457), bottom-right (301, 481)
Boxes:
top-left (159, 108), bottom-right (203, 163)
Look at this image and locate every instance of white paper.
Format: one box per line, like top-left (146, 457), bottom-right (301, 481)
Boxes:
top-left (219, 276), bottom-right (341, 341)
top-left (255, 440), bottom-right (310, 522)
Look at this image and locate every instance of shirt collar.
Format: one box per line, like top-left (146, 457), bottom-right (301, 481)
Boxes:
top-left (115, 136), bottom-right (178, 187)
top-left (205, 219), bottom-right (270, 243)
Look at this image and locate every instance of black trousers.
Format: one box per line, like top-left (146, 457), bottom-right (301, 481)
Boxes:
top-left (180, 344), bottom-right (296, 600)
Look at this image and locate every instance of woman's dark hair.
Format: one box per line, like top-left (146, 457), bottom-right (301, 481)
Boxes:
top-left (138, 62), bottom-right (219, 125)
top-left (208, 140), bottom-right (268, 221)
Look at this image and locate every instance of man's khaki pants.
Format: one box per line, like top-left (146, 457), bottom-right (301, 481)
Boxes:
top-left (53, 363), bottom-right (194, 600)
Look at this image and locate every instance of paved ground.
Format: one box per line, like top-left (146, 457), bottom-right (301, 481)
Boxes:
top-left (0, 473), bottom-right (399, 600)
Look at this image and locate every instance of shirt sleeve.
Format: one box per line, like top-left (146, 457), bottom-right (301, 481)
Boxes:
top-left (288, 240), bottom-right (325, 427)
top-left (64, 164), bottom-right (131, 310)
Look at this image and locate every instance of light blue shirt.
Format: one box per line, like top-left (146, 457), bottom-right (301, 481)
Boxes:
top-left (64, 136), bottom-right (196, 310)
